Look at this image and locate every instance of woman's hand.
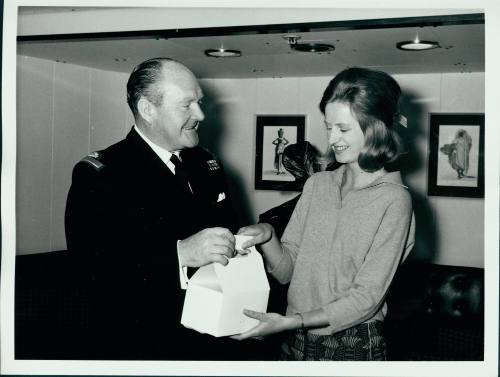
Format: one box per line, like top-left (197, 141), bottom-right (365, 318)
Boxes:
top-left (230, 309), bottom-right (297, 340)
top-left (237, 223), bottom-right (274, 250)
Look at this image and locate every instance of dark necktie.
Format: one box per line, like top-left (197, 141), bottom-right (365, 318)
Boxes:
top-left (170, 154), bottom-right (192, 194)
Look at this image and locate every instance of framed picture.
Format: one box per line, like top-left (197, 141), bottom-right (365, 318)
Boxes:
top-left (427, 113), bottom-right (484, 198)
top-left (255, 115), bottom-right (306, 190)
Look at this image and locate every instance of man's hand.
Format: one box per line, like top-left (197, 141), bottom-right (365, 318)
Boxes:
top-left (178, 227), bottom-right (235, 267)
top-left (230, 310), bottom-right (297, 340)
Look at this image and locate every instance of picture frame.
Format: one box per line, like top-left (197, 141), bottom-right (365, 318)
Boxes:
top-left (427, 113), bottom-right (484, 198)
top-left (255, 115), bottom-right (306, 191)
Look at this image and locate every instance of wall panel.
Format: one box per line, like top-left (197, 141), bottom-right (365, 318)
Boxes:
top-left (199, 78), bottom-right (259, 224)
top-left (51, 62), bottom-right (91, 251)
top-left (432, 72), bottom-right (485, 267)
top-left (90, 69), bottom-right (130, 151)
top-left (297, 76), bottom-right (331, 153)
top-left (435, 197), bottom-right (484, 267)
top-left (16, 56), bottom-right (54, 254)
top-left (440, 72), bottom-right (485, 111)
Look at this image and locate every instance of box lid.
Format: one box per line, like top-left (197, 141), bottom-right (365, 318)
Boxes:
top-left (213, 235), bottom-right (269, 292)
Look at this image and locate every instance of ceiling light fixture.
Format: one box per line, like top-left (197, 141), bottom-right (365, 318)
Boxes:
top-left (292, 43), bottom-right (335, 53)
top-left (396, 34), bottom-right (440, 51)
top-left (283, 34), bottom-right (335, 53)
top-left (204, 47), bottom-right (241, 58)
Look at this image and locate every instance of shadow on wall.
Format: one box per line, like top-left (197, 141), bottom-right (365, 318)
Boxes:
top-left (197, 85), bottom-right (440, 262)
top-left (197, 84), bottom-right (254, 227)
top-left (396, 90), bottom-right (437, 263)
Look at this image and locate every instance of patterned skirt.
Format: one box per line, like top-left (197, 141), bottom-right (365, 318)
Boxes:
top-left (279, 320), bottom-right (386, 361)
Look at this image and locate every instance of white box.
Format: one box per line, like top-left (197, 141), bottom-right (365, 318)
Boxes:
top-left (181, 235), bottom-right (270, 337)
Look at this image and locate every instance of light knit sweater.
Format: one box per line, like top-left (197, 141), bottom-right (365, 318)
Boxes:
top-left (270, 165), bottom-right (415, 335)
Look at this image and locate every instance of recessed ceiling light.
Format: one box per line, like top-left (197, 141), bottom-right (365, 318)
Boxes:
top-left (204, 48), bottom-right (242, 58)
top-left (397, 36), bottom-right (440, 51)
top-left (292, 43), bottom-right (335, 53)
top-left (282, 34), bottom-right (334, 54)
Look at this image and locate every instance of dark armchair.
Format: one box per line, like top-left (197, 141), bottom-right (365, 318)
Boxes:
top-left (385, 262), bottom-right (484, 360)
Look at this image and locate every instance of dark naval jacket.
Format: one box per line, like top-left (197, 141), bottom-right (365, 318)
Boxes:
top-left (65, 128), bottom-right (237, 359)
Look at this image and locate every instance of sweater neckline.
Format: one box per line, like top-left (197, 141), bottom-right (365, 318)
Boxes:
top-left (333, 165), bottom-right (408, 193)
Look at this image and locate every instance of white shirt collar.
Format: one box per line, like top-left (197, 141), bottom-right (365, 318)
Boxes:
top-left (133, 125), bottom-right (179, 172)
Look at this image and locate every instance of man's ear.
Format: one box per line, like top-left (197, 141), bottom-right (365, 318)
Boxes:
top-left (137, 97), bottom-right (156, 125)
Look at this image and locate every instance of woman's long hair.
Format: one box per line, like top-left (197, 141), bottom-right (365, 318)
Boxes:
top-left (319, 67), bottom-right (403, 172)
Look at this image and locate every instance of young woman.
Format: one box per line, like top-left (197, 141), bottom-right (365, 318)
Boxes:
top-left (234, 67), bottom-right (416, 361)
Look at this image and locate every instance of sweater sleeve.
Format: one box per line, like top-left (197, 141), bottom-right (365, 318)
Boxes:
top-left (321, 191), bottom-right (414, 333)
top-left (269, 175), bottom-right (316, 284)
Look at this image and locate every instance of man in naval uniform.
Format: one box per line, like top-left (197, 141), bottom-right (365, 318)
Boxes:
top-left (65, 58), bottom-right (241, 360)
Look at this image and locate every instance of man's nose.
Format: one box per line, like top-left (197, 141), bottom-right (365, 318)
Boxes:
top-left (193, 103), bottom-right (205, 122)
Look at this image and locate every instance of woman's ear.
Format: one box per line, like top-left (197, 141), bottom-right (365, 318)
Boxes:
top-left (137, 97), bottom-right (155, 125)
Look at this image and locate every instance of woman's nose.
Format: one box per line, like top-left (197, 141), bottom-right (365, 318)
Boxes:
top-left (329, 128), bottom-right (340, 144)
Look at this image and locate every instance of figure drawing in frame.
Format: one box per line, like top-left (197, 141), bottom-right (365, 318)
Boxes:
top-left (262, 126), bottom-right (298, 183)
top-left (272, 128), bottom-right (290, 175)
top-left (439, 129), bottom-right (473, 180)
top-left (255, 115), bottom-right (305, 190)
top-left (436, 125), bottom-right (479, 188)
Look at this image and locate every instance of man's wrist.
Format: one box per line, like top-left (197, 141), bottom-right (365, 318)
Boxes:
top-left (177, 240), bottom-right (189, 289)
top-left (177, 239), bottom-right (186, 267)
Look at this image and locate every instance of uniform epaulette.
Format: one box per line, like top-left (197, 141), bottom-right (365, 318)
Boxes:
top-left (200, 147), bottom-right (214, 157)
top-left (80, 151), bottom-right (105, 171)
